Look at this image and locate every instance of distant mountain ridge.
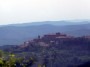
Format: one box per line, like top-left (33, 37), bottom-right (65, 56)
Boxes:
top-left (3, 20), bottom-right (90, 27)
top-left (0, 20), bottom-right (90, 45)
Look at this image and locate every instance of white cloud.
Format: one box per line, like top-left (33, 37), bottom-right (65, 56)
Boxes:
top-left (0, 0), bottom-right (90, 25)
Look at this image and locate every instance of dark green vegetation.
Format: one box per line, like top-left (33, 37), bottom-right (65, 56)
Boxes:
top-left (1, 40), bottom-right (90, 67)
top-left (0, 50), bottom-right (36, 67)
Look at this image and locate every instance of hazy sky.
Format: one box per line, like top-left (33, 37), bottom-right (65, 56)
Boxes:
top-left (0, 0), bottom-right (90, 25)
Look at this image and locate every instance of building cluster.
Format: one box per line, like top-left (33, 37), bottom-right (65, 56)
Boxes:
top-left (20, 33), bottom-right (90, 48)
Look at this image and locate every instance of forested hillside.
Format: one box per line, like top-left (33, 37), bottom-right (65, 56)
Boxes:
top-left (0, 33), bottom-right (90, 67)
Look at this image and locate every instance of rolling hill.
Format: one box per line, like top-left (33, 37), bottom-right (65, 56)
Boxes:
top-left (0, 21), bottom-right (90, 45)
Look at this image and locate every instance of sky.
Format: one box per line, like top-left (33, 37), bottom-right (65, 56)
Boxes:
top-left (0, 0), bottom-right (90, 25)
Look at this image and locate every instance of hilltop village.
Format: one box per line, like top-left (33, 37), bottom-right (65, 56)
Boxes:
top-left (2, 32), bottom-right (90, 67)
top-left (20, 32), bottom-right (90, 48)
